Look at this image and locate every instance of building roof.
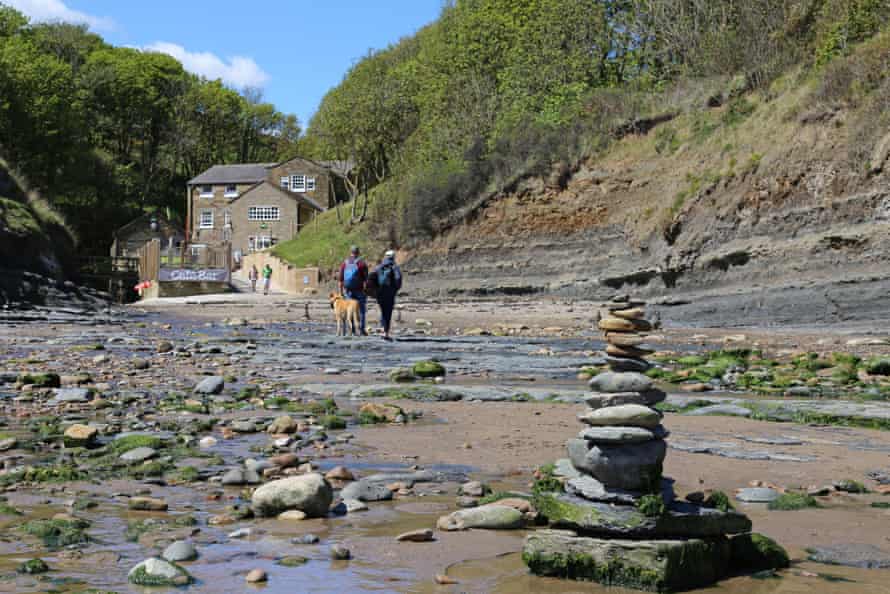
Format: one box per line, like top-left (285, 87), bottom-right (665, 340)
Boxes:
top-left (113, 212), bottom-right (183, 239)
top-left (237, 180), bottom-right (326, 212)
top-left (188, 163), bottom-right (277, 185)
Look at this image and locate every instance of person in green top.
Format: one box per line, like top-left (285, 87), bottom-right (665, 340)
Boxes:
top-left (262, 264), bottom-right (273, 295)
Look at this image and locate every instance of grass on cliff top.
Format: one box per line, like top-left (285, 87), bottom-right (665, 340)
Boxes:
top-left (272, 184), bottom-right (393, 270)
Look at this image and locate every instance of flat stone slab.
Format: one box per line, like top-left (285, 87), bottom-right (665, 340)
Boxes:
top-left (686, 404), bottom-right (752, 417)
top-left (807, 544), bottom-right (890, 569)
top-left (578, 404), bottom-right (662, 429)
top-left (578, 425), bottom-right (667, 445)
top-left (523, 529), bottom-right (729, 592)
top-left (534, 492), bottom-right (752, 538)
top-left (735, 487), bottom-right (781, 503)
top-left (604, 355), bottom-right (652, 373)
top-left (566, 475), bottom-right (676, 506)
top-left (585, 390), bottom-right (666, 410)
top-left (119, 447), bottom-right (158, 463)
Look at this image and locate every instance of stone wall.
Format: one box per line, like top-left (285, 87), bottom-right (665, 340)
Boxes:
top-left (239, 250), bottom-right (320, 294)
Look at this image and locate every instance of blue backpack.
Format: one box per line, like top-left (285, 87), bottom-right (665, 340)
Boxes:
top-left (378, 264), bottom-right (394, 289)
top-left (343, 258), bottom-right (363, 291)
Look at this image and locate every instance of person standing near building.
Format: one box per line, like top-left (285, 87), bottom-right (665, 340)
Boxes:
top-left (262, 263), bottom-right (273, 295)
top-left (372, 249), bottom-right (402, 340)
top-left (248, 265), bottom-right (259, 292)
top-left (338, 246), bottom-right (369, 335)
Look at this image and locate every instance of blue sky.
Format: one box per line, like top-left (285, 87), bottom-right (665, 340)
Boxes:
top-left (7, 0), bottom-right (443, 129)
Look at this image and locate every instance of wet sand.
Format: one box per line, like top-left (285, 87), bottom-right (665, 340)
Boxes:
top-left (1, 295), bottom-right (889, 593)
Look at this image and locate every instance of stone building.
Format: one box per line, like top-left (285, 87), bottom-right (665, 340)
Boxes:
top-left (186, 157), bottom-right (349, 262)
top-left (110, 212), bottom-right (184, 258)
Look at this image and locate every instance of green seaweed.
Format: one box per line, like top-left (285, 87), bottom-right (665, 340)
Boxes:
top-left (768, 491), bottom-right (819, 510)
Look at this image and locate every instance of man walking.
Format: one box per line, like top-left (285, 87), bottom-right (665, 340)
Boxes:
top-left (338, 246), bottom-right (369, 335)
top-left (262, 263), bottom-right (273, 295)
top-left (248, 265), bottom-right (259, 292)
top-left (372, 249), bottom-right (402, 340)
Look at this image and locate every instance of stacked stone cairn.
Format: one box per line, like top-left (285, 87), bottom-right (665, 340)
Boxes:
top-left (522, 296), bottom-right (789, 592)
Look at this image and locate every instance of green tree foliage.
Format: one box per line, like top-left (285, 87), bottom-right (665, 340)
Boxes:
top-left (301, 0), bottom-right (889, 244)
top-left (0, 4), bottom-right (301, 252)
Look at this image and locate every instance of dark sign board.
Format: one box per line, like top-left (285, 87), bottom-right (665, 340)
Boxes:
top-left (158, 268), bottom-right (229, 282)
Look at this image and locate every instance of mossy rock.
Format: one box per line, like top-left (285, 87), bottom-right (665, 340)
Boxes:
top-left (523, 529), bottom-right (730, 592)
top-left (533, 493), bottom-right (751, 538)
top-left (411, 360), bottom-right (446, 378)
top-left (865, 358), bottom-right (890, 376)
top-left (128, 558), bottom-right (193, 586)
top-left (18, 373), bottom-right (61, 388)
top-left (18, 558), bottom-right (49, 574)
top-left (110, 434), bottom-right (167, 455)
top-left (729, 533), bottom-right (790, 573)
top-left (767, 491), bottom-right (819, 510)
top-left (389, 368), bottom-right (417, 382)
top-left (319, 415), bottom-right (346, 430)
top-left (22, 518), bottom-right (90, 549)
top-left (703, 491), bottom-right (734, 512)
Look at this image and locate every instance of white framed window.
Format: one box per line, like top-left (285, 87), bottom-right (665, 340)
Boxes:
top-left (248, 206), bottom-right (280, 221)
top-left (224, 184), bottom-right (238, 198)
top-left (199, 210), bottom-right (214, 229)
top-left (306, 177), bottom-right (316, 191)
top-left (190, 243), bottom-right (206, 256)
top-left (248, 236), bottom-right (277, 252)
top-left (280, 176), bottom-right (289, 191)
top-left (291, 174), bottom-right (305, 192)
top-left (199, 185), bottom-right (213, 198)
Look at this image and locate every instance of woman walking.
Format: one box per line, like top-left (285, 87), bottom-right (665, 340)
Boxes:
top-left (371, 250), bottom-right (402, 340)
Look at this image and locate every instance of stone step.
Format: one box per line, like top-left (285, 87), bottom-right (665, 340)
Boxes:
top-left (523, 529), bottom-right (729, 592)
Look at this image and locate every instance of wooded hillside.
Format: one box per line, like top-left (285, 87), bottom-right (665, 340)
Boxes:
top-left (301, 0), bottom-right (889, 245)
top-left (0, 4), bottom-right (301, 253)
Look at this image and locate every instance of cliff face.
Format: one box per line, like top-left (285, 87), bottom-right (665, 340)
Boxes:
top-left (0, 162), bottom-right (97, 307)
top-left (404, 86), bottom-right (890, 329)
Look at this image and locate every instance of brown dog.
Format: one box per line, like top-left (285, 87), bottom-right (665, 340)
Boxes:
top-left (329, 292), bottom-right (361, 336)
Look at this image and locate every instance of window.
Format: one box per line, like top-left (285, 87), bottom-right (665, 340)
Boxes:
top-left (199, 210), bottom-right (214, 229)
top-left (199, 185), bottom-right (213, 197)
top-left (306, 177), bottom-right (317, 191)
top-left (190, 244), bottom-right (206, 256)
top-left (248, 236), bottom-right (277, 252)
top-left (291, 174), bottom-right (305, 192)
top-left (223, 210), bottom-right (232, 228)
top-left (224, 184), bottom-right (238, 198)
top-left (280, 176), bottom-right (289, 191)
top-left (248, 206), bottom-right (280, 221)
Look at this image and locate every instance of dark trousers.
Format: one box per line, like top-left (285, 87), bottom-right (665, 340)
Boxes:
top-left (377, 292), bottom-right (395, 335)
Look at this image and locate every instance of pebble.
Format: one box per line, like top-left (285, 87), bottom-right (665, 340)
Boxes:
top-left (162, 541), bottom-right (198, 562)
top-left (292, 534), bottom-right (320, 545)
top-left (396, 529), bottom-right (434, 542)
top-left (128, 496), bottom-right (168, 511)
top-left (245, 568), bottom-right (267, 583)
top-left (228, 528), bottom-right (252, 539)
top-left (330, 544), bottom-right (351, 560)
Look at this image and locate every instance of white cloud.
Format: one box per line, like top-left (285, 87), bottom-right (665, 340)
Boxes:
top-left (6, 0), bottom-right (116, 31)
top-left (145, 42), bottom-right (270, 89)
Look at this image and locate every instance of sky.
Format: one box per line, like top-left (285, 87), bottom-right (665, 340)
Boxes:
top-left (6, 0), bottom-right (444, 129)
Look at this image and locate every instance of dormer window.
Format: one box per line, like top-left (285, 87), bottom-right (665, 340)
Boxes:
top-left (199, 185), bottom-right (213, 198)
top-left (306, 177), bottom-right (316, 191)
top-left (280, 176), bottom-right (289, 191)
top-left (291, 174), bottom-right (306, 192)
top-left (224, 184), bottom-right (238, 198)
